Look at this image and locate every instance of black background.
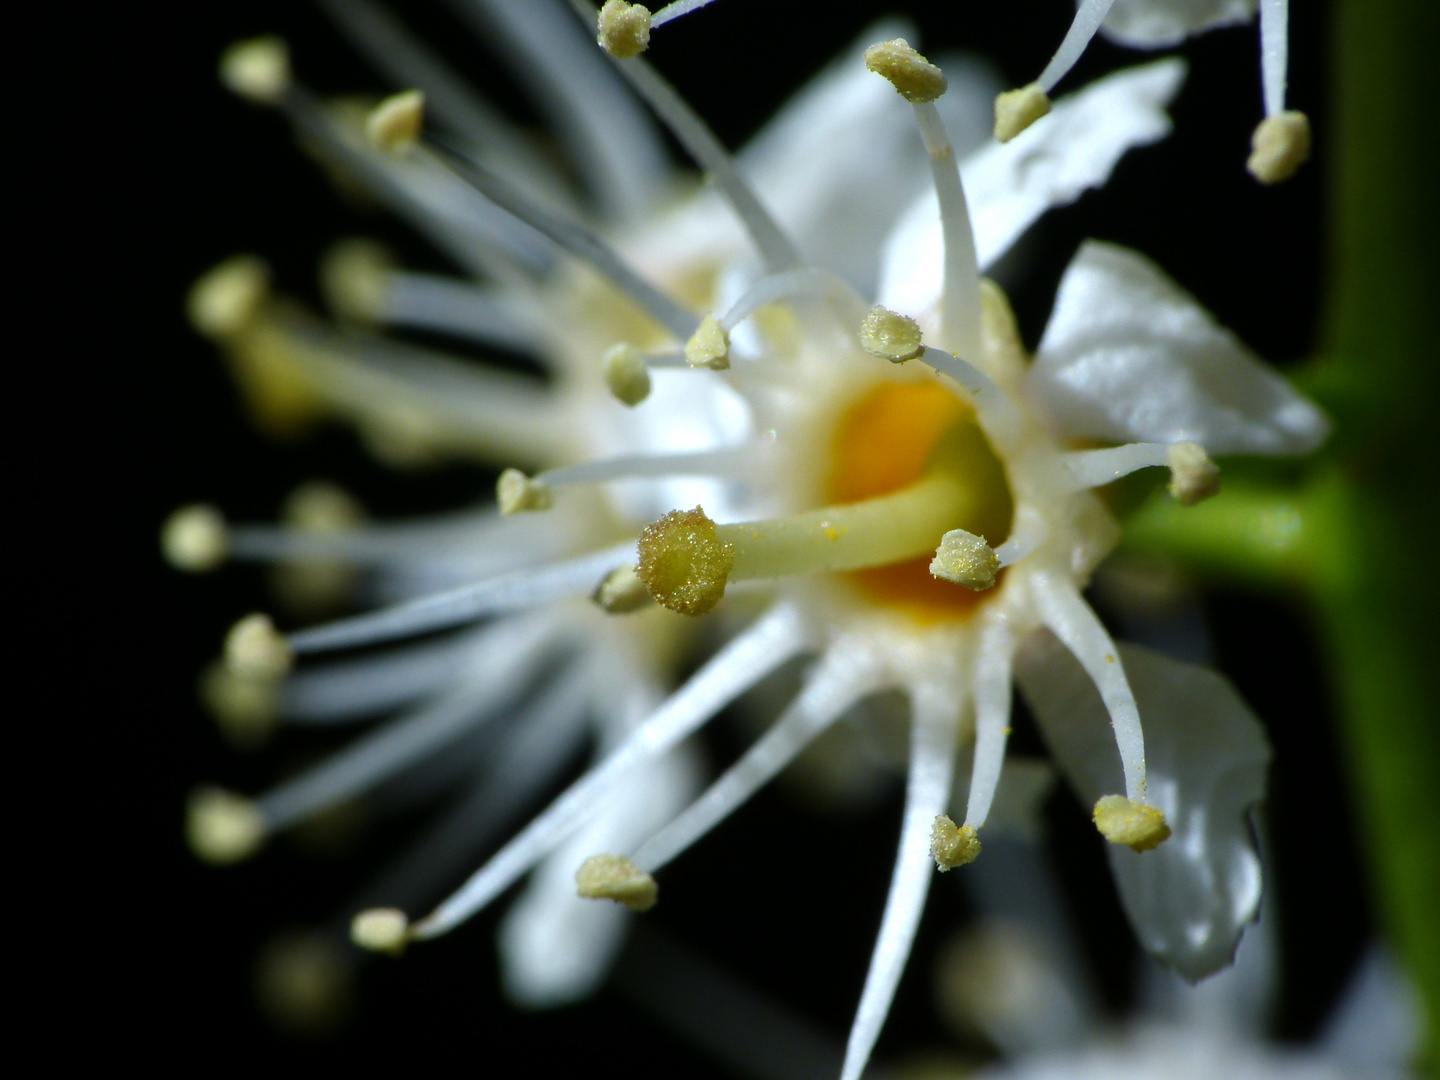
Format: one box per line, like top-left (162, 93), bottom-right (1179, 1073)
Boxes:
top-left (97, 0), bottom-right (1367, 1072)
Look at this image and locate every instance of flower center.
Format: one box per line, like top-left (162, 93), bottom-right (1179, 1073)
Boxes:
top-left (826, 381), bottom-right (1012, 622)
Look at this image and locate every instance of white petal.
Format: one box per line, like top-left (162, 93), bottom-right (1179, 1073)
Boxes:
top-left (1030, 241), bottom-right (1330, 455)
top-left (1016, 633), bottom-right (1271, 982)
top-left (1101, 0), bottom-right (1257, 48)
top-left (877, 60), bottom-right (1185, 324)
top-left (498, 748), bottom-right (701, 1008)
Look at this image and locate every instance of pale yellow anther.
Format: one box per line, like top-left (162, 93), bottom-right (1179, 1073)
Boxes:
top-left (602, 342), bottom-right (652, 406)
top-left (684, 315), bottom-right (730, 371)
top-left (575, 854), bottom-right (658, 911)
top-left (1247, 111), bottom-right (1311, 184)
top-left (994, 84), bottom-right (1051, 143)
top-left (931, 815), bottom-right (981, 870)
top-left (350, 908), bottom-right (410, 956)
top-left (864, 39), bottom-right (947, 103)
top-left (859, 305), bottom-right (925, 363)
top-left (597, 1), bottom-right (652, 59)
top-left (186, 786), bottom-right (265, 865)
top-left (320, 239), bottom-right (395, 322)
top-left (366, 89), bottom-right (425, 153)
top-left (187, 255), bottom-right (270, 340)
top-left (930, 528), bottom-right (1000, 591)
top-left (1093, 794), bottom-right (1171, 852)
top-left (496, 468), bottom-right (554, 516)
top-left (162, 505), bottom-right (229, 572)
top-left (225, 613), bottom-right (293, 680)
top-left (219, 36), bottom-right (291, 105)
top-left (1166, 442), bottom-right (1220, 506)
top-left (636, 506), bottom-right (735, 616)
top-left (284, 480), bottom-right (365, 534)
top-left (199, 661), bottom-right (282, 750)
top-left (593, 565), bottom-right (653, 614)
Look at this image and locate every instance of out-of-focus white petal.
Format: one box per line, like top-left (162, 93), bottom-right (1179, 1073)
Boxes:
top-left (1016, 634), bottom-right (1271, 983)
top-left (498, 746), bottom-right (702, 1008)
top-left (1029, 241), bottom-right (1330, 455)
top-left (877, 60), bottom-right (1185, 324)
top-left (1101, 0), bottom-right (1257, 48)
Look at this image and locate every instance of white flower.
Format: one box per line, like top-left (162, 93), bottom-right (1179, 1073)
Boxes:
top-left (177, 5), bottom-right (1328, 1077)
top-left (992, 0), bottom-right (1309, 183)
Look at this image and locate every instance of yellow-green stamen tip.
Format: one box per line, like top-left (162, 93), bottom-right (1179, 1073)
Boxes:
top-left (366, 89), bottom-right (425, 153)
top-left (993, 83), bottom-right (1051, 143)
top-left (636, 506), bottom-right (735, 616)
top-left (931, 815), bottom-right (981, 870)
top-left (930, 528), bottom-right (1000, 591)
top-left (575, 854), bottom-right (658, 911)
top-left (497, 468), bottom-right (553, 516)
top-left (350, 908), bottom-right (410, 956)
top-left (1165, 442), bottom-right (1220, 506)
top-left (864, 39), bottom-right (947, 103)
top-left (593, 565), bottom-right (653, 614)
top-left (1247, 111), bottom-right (1310, 184)
top-left (1093, 795), bottom-right (1171, 853)
top-left (684, 315), bottom-right (730, 370)
top-left (597, 1), bottom-right (652, 59)
top-left (859, 306), bottom-right (924, 363)
top-left (602, 342), bottom-right (652, 406)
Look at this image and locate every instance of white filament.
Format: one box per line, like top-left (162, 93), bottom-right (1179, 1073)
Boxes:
top-left (992, 505), bottom-right (1048, 568)
top-left (963, 612), bottom-right (1018, 828)
top-left (1030, 570), bottom-right (1147, 800)
top-left (1259, 0), bottom-right (1289, 117)
top-left (1061, 442), bottom-right (1170, 491)
top-left (1037, 0), bottom-right (1119, 94)
top-left (912, 104), bottom-right (983, 362)
top-left (379, 273), bottom-right (544, 353)
top-left (919, 347), bottom-right (1025, 453)
top-left (567, 0), bottom-right (802, 271)
top-left (631, 644), bottom-right (877, 872)
top-left (258, 629), bottom-right (561, 830)
top-left (840, 681), bottom-right (961, 1080)
top-left (412, 604), bottom-right (807, 939)
top-left (539, 446), bottom-right (754, 488)
top-left (651, 0), bottom-right (722, 29)
top-left (464, 0), bottom-right (668, 222)
top-left (718, 267), bottom-right (868, 334)
top-left (286, 543), bottom-right (635, 654)
top-left (434, 147), bottom-right (699, 340)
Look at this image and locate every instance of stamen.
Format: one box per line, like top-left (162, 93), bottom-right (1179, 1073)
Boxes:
top-left (571, 0), bottom-right (802, 271)
top-left (602, 343), bottom-right (652, 405)
top-left (1248, 111), bottom-right (1311, 185)
top-left (187, 256), bottom-right (270, 340)
top-left (540, 446), bottom-right (752, 489)
top-left (720, 268), bottom-right (868, 335)
top-left (1092, 794), bottom-right (1171, 852)
top-left (993, 84), bottom-right (1051, 143)
top-left (350, 908), bottom-right (410, 956)
top-left (162, 505), bottom-right (229, 572)
top-left (919, 348), bottom-right (1025, 453)
top-left (593, 565), bottom-right (653, 613)
top-left (434, 141), bottom-right (699, 341)
top-left (319, 239), bottom-right (393, 324)
top-left (930, 815), bottom-right (981, 870)
top-left (962, 612), bottom-right (1018, 830)
top-left (1030, 572), bottom-right (1148, 801)
top-left (575, 854), bottom-right (658, 910)
top-left (631, 645), bottom-right (877, 872)
top-left (376, 271), bottom-right (543, 352)
top-left (650, 0), bottom-right (723, 30)
top-left (867, 42), bottom-right (981, 359)
top-left (411, 603), bottom-right (805, 940)
top-left (497, 469), bottom-right (554, 516)
top-left (285, 543), bottom-right (634, 654)
top-left (1259, 0), bottom-right (1291, 118)
top-left (1036, 0), bottom-right (1116, 96)
top-left (992, 505), bottom-right (1047, 569)
top-left (366, 89), bottom-right (425, 153)
top-left (185, 786), bottom-right (265, 864)
top-left (596, 1), bottom-right (652, 58)
top-left (225, 614), bottom-right (293, 680)
top-left (200, 661), bottom-right (282, 748)
top-left (684, 314), bottom-right (730, 370)
top-left (859, 306), bottom-right (925, 364)
top-left (219, 36), bottom-right (291, 105)
top-left (1165, 442), bottom-right (1221, 505)
top-left (839, 683), bottom-right (960, 1080)
top-left (929, 529), bottom-right (999, 591)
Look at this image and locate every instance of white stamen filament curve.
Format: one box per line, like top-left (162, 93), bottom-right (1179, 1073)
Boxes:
top-left (1037, 0), bottom-right (1119, 94)
top-left (1259, 0), bottom-right (1290, 117)
top-left (963, 611), bottom-right (1018, 829)
top-left (1061, 442), bottom-right (1171, 491)
top-left (911, 104), bottom-right (983, 361)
